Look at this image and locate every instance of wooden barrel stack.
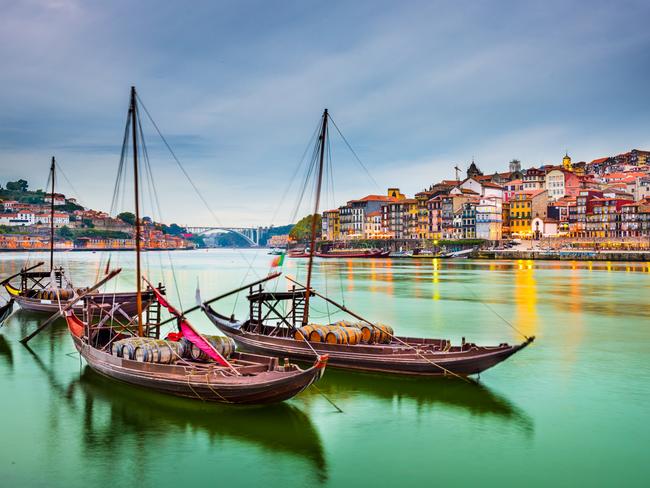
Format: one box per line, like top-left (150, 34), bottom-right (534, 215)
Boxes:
top-left (35, 289), bottom-right (74, 301)
top-left (112, 334), bottom-right (235, 363)
top-left (185, 335), bottom-right (236, 362)
top-left (356, 322), bottom-right (394, 344)
top-left (294, 322), bottom-right (393, 345)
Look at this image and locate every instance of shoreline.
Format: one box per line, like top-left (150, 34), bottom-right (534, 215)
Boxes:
top-left (0, 247), bottom-right (197, 252)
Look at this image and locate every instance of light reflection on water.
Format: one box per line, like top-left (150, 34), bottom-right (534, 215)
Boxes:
top-left (0, 250), bottom-right (648, 487)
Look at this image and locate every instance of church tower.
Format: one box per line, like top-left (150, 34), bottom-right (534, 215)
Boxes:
top-left (562, 152), bottom-right (572, 171)
top-left (466, 159), bottom-right (483, 178)
top-left (509, 159), bottom-right (521, 173)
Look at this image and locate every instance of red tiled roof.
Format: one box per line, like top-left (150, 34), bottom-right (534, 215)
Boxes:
top-left (590, 157), bottom-right (609, 164)
top-left (481, 181), bottom-right (504, 189)
top-left (505, 179), bottom-right (523, 186)
top-left (358, 194), bottom-right (395, 202)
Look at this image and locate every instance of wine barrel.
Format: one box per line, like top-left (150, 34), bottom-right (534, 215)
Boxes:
top-left (325, 326), bottom-right (363, 345)
top-left (295, 324), bottom-right (323, 341)
top-left (112, 340), bottom-right (125, 357)
top-left (133, 340), bottom-right (184, 364)
top-left (308, 328), bottom-right (327, 343)
top-left (189, 335), bottom-right (236, 362)
top-left (343, 327), bottom-right (362, 345)
top-left (374, 323), bottom-right (394, 344)
top-left (59, 289), bottom-right (72, 300)
top-left (116, 337), bottom-right (156, 360)
top-left (331, 320), bottom-right (354, 328)
top-left (358, 323), bottom-right (380, 344)
top-left (325, 328), bottom-right (344, 344)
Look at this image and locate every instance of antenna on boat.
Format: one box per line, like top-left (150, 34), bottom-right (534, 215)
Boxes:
top-left (49, 156), bottom-right (55, 272)
top-left (302, 108), bottom-right (328, 326)
top-left (130, 86), bottom-right (144, 336)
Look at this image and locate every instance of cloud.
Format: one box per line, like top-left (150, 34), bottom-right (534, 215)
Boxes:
top-left (1, 0), bottom-right (650, 226)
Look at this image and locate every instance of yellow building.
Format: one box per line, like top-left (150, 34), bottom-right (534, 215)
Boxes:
top-left (403, 198), bottom-right (419, 239)
top-left (415, 191), bottom-right (431, 239)
top-left (509, 193), bottom-right (532, 235)
top-left (562, 152), bottom-right (573, 171)
top-left (322, 209), bottom-right (340, 241)
top-left (509, 190), bottom-right (549, 236)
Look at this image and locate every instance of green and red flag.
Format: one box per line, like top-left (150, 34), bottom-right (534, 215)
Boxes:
top-left (270, 253), bottom-right (285, 268)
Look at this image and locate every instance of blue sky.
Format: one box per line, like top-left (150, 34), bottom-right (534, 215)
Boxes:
top-left (1, 0), bottom-right (650, 226)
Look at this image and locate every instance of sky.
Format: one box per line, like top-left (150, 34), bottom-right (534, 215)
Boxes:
top-left (1, 0), bottom-right (650, 226)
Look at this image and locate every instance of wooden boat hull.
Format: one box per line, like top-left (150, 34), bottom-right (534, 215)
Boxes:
top-left (7, 287), bottom-right (150, 316)
top-left (70, 335), bottom-right (325, 405)
top-left (204, 307), bottom-right (533, 377)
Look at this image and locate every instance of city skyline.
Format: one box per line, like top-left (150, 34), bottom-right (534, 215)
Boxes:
top-left (2, 0), bottom-right (650, 226)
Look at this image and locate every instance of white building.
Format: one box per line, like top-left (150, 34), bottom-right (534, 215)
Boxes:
top-left (1, 200), bottom-right (18, 211)
top-left (363, 211), bottom-right (383, 239)
top-left (34, 213), bottom-right (70, 227)
top-left (545, 169), bottom-right (566, 201)
top-left (531, 217), bottom-right (559, 237)
top-left (45, 193), bottom-right (66, 206)
top-left (0, 212), bottom-right (35, 226)
top-left (460, 178), bottom-right (504, 200)
top-left (476, 196), bottom-right (503, 240)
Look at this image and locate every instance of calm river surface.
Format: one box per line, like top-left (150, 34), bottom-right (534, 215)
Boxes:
top-left (0, 250), bottom-right (648, 487)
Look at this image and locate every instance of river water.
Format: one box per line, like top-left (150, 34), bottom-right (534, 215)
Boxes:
top-left (0, 250), bottom-right (648, 487)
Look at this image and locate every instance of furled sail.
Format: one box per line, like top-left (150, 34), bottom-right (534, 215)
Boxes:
top-left (146, 281), bottom-right (234, 369)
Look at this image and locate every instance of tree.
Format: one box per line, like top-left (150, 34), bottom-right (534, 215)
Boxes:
top-left (117, 211), bottom-right (136, 226)
top-left (57, 226), bottom-right (74, 240)
top-left (5, 179), bottom-right (28, 192)
top-left (289, 214), bottom-right (321, 241)
top-left (82, 218), bottom-right (95, 228)
top-left (162, 223), bottom-right (185, 236)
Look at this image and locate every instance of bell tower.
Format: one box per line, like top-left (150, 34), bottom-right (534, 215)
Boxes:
top-left (562, 152), bottom-right (572, 171)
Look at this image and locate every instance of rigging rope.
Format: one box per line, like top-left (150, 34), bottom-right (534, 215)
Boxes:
top-left (328, 115), bottom-right (381, 191)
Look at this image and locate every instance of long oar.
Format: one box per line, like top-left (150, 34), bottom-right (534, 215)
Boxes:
top-left (158, 272), bottom-right (282, 327)
top-left (285, 276), bottom-right (470, 382)
top-left (0, 261), bottom-right (45, 286)
top-left (20, 269), bottom-right (122, 345)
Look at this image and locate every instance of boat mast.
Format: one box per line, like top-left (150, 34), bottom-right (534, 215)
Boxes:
top-left (130, 86), bottom-right (143, 336)
top-left (302, 108), bottom-right (328, 326)
top-left (49, 156), bottom-right (55, 272)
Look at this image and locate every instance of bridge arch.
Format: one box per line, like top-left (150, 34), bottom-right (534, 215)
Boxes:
top-left (188, 227), bottom-right (259, 247)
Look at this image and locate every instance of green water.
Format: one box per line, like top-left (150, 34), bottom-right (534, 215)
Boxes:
top-left (0, 250), bottom-right (648, 487)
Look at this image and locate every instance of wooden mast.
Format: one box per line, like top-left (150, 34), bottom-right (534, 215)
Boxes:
top-left (49, 157), bottom-right (55, 271)
top-left (302, 108), bottom-right (328, 326)
top-left (130, 86), bottom-right (143, 336)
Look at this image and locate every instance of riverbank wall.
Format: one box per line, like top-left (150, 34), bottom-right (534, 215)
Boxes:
top-left (476, 250), bottom-right (650, 261)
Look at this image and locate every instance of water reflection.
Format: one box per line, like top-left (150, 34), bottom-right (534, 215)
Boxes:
top-left (308, 370), bottom-right (533, 434)
top-left (24, 331), bottom-right (328, 482)
top-left (73, 369), bottom-right (328, 481)
top-left (0, 334), bottom-right (13, 369)
top-left (514, 261), bottom-right (538, 340)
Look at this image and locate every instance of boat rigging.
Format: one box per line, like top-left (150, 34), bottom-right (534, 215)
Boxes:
top-left (202, 108), bottom-right (535, 378)
top-left (44, 86), bottom-right (327, 404)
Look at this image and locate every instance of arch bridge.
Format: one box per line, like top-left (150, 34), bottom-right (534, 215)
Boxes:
top-left (185, 226), bottom-right (262, 247)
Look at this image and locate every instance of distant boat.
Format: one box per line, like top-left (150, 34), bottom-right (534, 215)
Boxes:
top-left (267, 248), bottom-right (285, 255)
top-left (439, 248), bottom-right (475, 259)
top-left (388, 250), bottom-right (413, 258)
top-left (289, 248), bottom-right (388, 258)
top-left (1, 158), bottom-right (151, 315)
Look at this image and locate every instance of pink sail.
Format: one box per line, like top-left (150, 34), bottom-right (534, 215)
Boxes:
top-left (178, 319), bottom-right (232, 368)
top-left (146, 279), bottom-right (234, 369)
